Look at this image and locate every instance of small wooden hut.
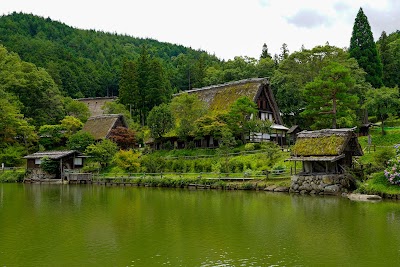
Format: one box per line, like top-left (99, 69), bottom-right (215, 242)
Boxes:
top-left (24, 150), bottom-right (90, 182)
top-left (287, 125), bottom-right (302, 145)
top-left (288, 128), bottom-right (363, 174)
top-left (82, 114), bottom-right (128, 141)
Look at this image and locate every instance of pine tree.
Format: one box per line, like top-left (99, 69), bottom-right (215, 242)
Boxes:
top-left (260, 43), bottom-right (272, 59)
top-left (349, 7), bottom-right (383, 88)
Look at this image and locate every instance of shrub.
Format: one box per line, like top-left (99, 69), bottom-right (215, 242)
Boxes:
top-left (40, 157), bottom-right (59, 174)
top-left (0, 145), bottom-right (25, 166)
top-left (374, 147), bottom-right (395, 169)
top-left (140, 155), bottom-right (166, 173)
top-left (244, 143), bottom-right (255, 151)
top-left (113, 150), bottom-right (141, 172)
top-left (384, 144), bottom-right (400, 185)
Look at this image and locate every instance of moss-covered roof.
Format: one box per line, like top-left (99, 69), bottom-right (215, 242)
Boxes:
top-left (82, 114), bottom-right (127, 140)
top-left (291, 128), bottom-right (363, 157)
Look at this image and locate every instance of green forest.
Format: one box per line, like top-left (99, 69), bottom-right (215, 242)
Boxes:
top-left (0, 9), bottom-right (400, 187)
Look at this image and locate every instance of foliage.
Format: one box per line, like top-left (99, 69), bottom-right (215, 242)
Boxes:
top-left (0, 169), bottom-right (25, 182)
top-left (377, 31), bottom-right (400, 88)
top-left (0, 88), bottom-right (37, 148)
top-left (118, 45), bottom-right (172, 125)
top-left (147, 103), bottom-right (174, 139)
top-left (363, 87), bottom-right (400, 134)
top-left (170, 93), bottom-right (206, 142)
top-left (60, 116), bottom-right (83, 138)
top-left (271, 44), bottom-right (370, 127)
top-left (0, 13), bottom-right (219, 98)
top-left (40, 156), bottom-right (59, 174)
top-left (63, 97), bottom-right (90, 122)
top-left (0, 45), bottom-right (64, 126)
top-left (113, 150), bottom-right (141, 173)
top-left (228, 96), bottom-right (258, 142)
top-left (109, 127), bottom-right (136, 150)
top-left (0, 145), bottom-right (25, 166)
top-left (85, 139), bottom-right (118, 167)
top-left (66, 131), bottom-right (95, 152)
top-left (140, 154), bottom-right (166, 173)
top-left (38, 124), bottom-right (65, 150)
top-left (301, 62), bottom-right (358, 129)
top-left (382, 144), bottom-right (400, 185)
top-left (349, 8), bottom-right (383, 88)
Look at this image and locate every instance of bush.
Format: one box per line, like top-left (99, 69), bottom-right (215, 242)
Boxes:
top-left (244, 143), bottom-right (255, 151)
top-left (40, 157), bottom-right (59, 174)
top-left (374, 147), bottom-right (395, 169)
top-left (140, 155), bottom-right (166, 173)
top-left (113, 150), bottom-right (141, 172)
top-left (0, 145), bottom-right (25, 167)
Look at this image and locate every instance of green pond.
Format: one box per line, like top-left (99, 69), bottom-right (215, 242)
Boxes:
top-left (1, 183), bottom-right (400, 266)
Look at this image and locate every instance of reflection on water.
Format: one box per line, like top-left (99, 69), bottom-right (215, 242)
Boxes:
top-left (0, 184), bottom-right (400, 266)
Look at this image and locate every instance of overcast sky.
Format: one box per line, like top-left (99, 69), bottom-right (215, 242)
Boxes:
top-left (1, 0), bottom-right (399, 60)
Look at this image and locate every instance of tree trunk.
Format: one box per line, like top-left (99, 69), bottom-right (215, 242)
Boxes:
top-left (332, 95), bottom-right (337, 129)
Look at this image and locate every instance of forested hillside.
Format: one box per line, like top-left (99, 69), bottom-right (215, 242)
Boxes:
top-left (0, 12), bottom-right (222, 97)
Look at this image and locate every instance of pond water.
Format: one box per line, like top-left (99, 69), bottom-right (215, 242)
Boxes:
top-left (1, 183), bottom-right (400, 266)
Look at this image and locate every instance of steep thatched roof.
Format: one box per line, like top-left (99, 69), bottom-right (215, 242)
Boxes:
top-left (175, 78), bottom-right (283, 124)
top-left (290, 128), bottom-right (363, 159)
top-left (77, 97), bottom-right (117, 116)
top-left (82, 114), bottom-right (128, 140)
top-left (24, 150), bottom-right (83, 160)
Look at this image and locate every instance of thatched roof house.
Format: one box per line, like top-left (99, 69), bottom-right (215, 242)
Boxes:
top-left (82, 114), bottom-right (128, 140)
top-left (288, 128), bottom-right (363, 174)
top-left (177, 78), bottom-right (283, 124)
top-left (175, 78), bottom-right (287, 145)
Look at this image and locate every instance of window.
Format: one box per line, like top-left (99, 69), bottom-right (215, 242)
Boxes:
top-left (74, 158), bottom-right (83, 166)
top-left (35, 159), bottom-right (41, 165)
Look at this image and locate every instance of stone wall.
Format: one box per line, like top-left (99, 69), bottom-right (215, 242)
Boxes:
top-left (290, 174), bottom-right (353, 195)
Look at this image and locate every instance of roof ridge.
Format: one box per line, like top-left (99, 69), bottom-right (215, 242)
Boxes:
top-left (174, 78), bottom-right (269, 96)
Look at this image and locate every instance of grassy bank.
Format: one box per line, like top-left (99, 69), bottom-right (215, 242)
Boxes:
top-left (355, 126), bottom-right (400, 196)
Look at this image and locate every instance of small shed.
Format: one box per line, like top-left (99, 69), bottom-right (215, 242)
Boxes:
top-left (81, 114), bottom-right (128, 141)
top-left (288, 128), bottom-right (363, 174)
top-left (24, 150), bottom-right (88, 181)
top-left (287, 125), bottom-right (302, 145)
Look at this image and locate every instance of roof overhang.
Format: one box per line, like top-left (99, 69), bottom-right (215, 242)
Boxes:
top-left (287, 154), bottom-right (345, 162)
top-left (271, 124), bottom-right (289, 131)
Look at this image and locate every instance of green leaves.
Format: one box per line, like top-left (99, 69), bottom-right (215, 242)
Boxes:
top-left (302, 62), bottom-right (358, 129)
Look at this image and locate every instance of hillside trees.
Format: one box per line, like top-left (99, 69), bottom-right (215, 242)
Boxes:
top-left (377, 31), bottom-right (400, 88)
top-left (302, 62), bottom-right (358, 129)
top-left (119, 45), bottom-right (172, 125)
top-left (349, 8), bottom-right (383, 88)
top-left (363, 87), bottom-right (400, 134)
top-left (271, 45), bottom-right (371, 128)
top-left (0, 45), bottom-right (64, 126)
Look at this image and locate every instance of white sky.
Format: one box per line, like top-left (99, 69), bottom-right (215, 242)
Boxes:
top-left (1, 0), bottom-right (399, 60)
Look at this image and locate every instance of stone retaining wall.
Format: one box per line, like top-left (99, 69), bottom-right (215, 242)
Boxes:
top-left (290, 174), bottom-right (353, 195)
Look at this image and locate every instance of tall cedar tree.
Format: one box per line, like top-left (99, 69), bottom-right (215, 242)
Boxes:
top-left (349, 8), bottom-right (383, 88)
top-left (119, 46), bottom-right (171, 125)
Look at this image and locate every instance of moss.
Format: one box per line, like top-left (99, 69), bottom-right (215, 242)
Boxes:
top-left (292, 135), bottom-right (346, 156)
top-left (192, 82), bottom-right (260, 112)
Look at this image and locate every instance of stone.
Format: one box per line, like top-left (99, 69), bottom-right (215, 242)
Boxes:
top-left (324, 185), bottom-right (340, 194)
top-left (292, 184), bottom-right (299, 191)
top-left (322, 176), bottom-right (333, 185)
top-left (347, 193), bottom-right (382, 202)
top-left (274, 186), bottom-right (289, 192)
top-left (265, 185), bottom-right (277, 191)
